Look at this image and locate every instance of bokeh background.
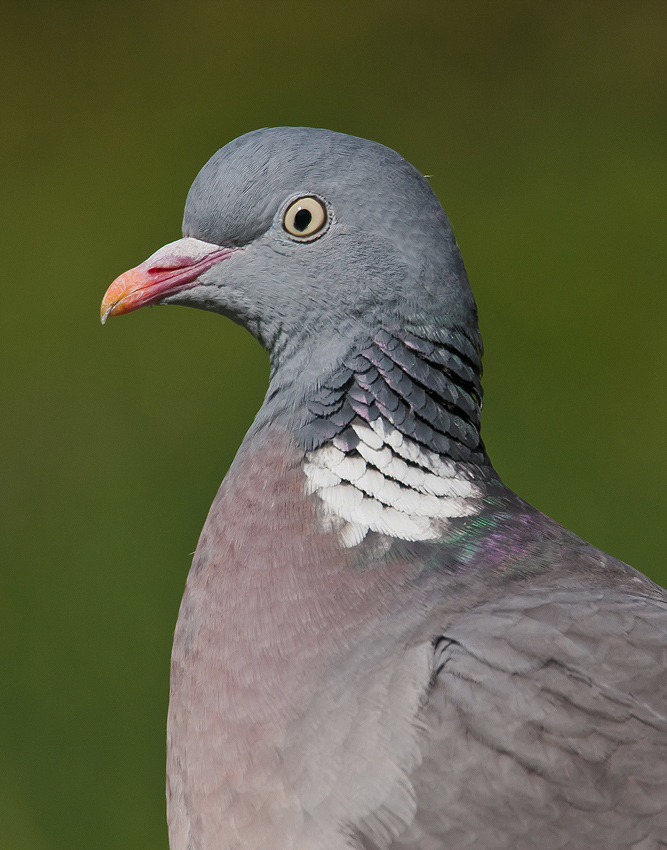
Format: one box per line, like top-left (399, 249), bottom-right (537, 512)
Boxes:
top-left (2, 1), bottom-right (667, 847)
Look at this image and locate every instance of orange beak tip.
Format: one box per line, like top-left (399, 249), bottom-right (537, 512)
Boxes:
top-left (100, 268), bottom-right (142, 325)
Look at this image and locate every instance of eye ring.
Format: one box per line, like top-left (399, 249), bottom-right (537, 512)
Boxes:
top-left (283, 195), bottom-right (329, 240)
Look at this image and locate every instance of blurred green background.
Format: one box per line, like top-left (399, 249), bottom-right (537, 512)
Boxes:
top-left (2, 1), bottom-right (666, 847)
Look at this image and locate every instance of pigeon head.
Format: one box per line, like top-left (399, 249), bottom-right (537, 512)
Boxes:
top-left (102, 127), bottom-right (492, 538)
top-left (101, 127), bottom-right (479, 379)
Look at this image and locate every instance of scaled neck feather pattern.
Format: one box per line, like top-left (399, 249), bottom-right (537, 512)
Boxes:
top-left (289, 323), bottom-right (498, 547)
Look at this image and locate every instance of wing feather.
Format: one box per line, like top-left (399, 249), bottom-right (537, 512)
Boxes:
top-left (389, 590), bottom-right (667, 850)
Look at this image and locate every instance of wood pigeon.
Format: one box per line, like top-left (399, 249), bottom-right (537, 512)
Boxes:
top-left (101, 128), bottom-right (667, 850)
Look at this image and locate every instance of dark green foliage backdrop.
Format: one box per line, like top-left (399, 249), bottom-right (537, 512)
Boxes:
top-left (2, 2), bottom-right (666, 847)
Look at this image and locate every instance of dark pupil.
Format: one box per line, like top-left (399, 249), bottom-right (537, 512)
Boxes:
top-left (293, 208), bottom-right (312, 232)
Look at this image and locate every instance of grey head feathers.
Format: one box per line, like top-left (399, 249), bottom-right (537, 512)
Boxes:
top-left (176, 127), bottom-right (479, 371)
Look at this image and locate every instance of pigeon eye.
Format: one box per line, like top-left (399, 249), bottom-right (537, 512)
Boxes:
top-left (283, 196), bottom-right (328, 240)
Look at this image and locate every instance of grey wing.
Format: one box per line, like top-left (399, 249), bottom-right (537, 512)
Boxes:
top-left (391, 589), bottom-right (667, 850)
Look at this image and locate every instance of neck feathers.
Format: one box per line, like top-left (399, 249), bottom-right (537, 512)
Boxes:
top-left (296, 324), bottom-right (487, 460)
top-left (290, 324), bottom-right (496, 547)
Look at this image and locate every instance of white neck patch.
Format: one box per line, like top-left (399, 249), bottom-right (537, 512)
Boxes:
top-left (304, 416), bottom-right (482, 547)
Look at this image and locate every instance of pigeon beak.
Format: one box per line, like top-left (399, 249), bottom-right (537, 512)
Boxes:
top-left (100, 237), bottom-right (236, 324)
